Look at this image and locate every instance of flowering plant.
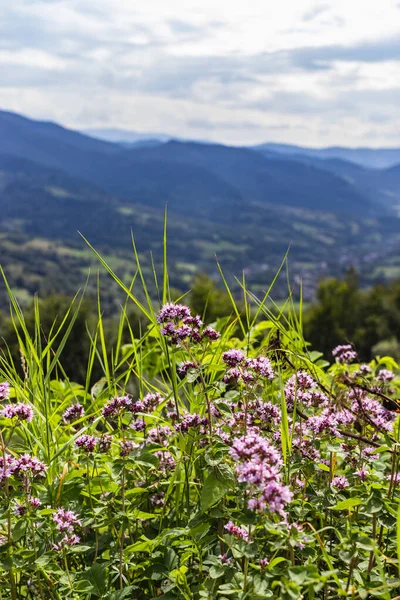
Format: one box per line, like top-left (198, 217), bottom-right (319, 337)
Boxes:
top-left (1, 254), bottom-right (400, 599)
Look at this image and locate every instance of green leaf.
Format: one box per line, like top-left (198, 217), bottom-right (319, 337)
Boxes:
top-left (35, 554), bottom-right (53, 567)
top-left (201, 470), bottom-right (233, 510)
top-left (186, 368), bottom-right (200, 383)
top-left (69, 545), bottom-right (92, 553)
top-left (83, 563), bottom-right (107, 597)
top-left (12, 521), bottom-right (27, 542)
top-left (317, 463), bottom-right (330, 472)
top-left (131, 510), bottom-right (156, 520)
top-left (107, 587), bottom-right (136, 600)
top-left (268, 557), bottom-right (288, 569)
top-left (330, 498), bottom-right (362, 511)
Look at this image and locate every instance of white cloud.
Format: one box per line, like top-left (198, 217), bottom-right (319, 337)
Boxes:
top-left (0, 0), bottom-right (400, 145)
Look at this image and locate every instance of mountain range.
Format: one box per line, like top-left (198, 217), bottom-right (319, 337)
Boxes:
top-left (83, 126), bottom-right (400, 169)
top-left (1, 109), bottom-right (400, 310)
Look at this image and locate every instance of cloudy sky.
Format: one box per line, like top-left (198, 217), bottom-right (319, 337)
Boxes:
top-left (1, 0), bottom-right (400, 146)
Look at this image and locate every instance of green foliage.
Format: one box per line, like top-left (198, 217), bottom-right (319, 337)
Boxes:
top-left (305, 271), bottom-right (400, 362)
top-left (189, 273), bottom-right (238, 323)
top-left (0, 246), bottom-right (400, 598)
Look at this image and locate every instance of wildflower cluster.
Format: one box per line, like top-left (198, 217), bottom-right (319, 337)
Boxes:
top-left (230, 433), bottom-right (292, 514)
top-left (0, 403), bottom-right (33, 422)
top-left (157, 302), bottom-right (220, 344)
top-left (1, 300), bottom-right (400, 599)
top-left (75, 434), bottom-right (113, 453)
top-left (222, 349), bottom-right (274, 385)
top-left (284, 371), bottom-right (328, 409)
top-left (8, 454), bottom-right (47, 479)
top-left (332, 343), bottom-right (358, 363)
top-left (62, 403), bottom-right (85, 423)
top-left (102, 395), bottom-right (132, 417)
top-left (52, 508), bottom-right (81, 550)
top-left (0, 381), bottom-right (10, 401)
top-left (13, 497), bottom-right (41, 518)
top-left (224, 520), bottom-right (249, 541)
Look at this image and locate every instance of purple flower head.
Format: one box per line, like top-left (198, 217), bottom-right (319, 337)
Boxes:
top-left (253, 399), bottom-right (281, 426)
top-left (175, 413), bottom-right (208, 433)
top-left (247, 480), bottom-right (293, 514)
top-left (62, 403), bottom-right (85, 424)
top-left (142, 392), bottom-right (164, 412)
top-left (0, 382), bottom-right (10, 401)
top-left (377, 369), bottom-right (395, 383)
top-left (363, 446), bottom-right (378, 461)
top-left (161, 322), bottom-right (175, 336)
top-left (285, 372), bottom-right (328, 409)
top-left (229, 433), bottom-right (291, 515)
top-left (52, 508), bottom-right (81, 533)
top-left (202, 326), bottom-right (220, 341)
top-left (151, 491), bottom-right (165, 506)
top-left (148, 426), bottom-right (173, 445)
top-left (157, 303), bottom-right (191, 324)
top-left (191, 329), bottom-right (203, 343)
top-left (75, 435), bottom-right (97, 453)
top-left (154, 450), bottom-right (176, 473)
top-left (9, 454), bottom-right (47, 479)
top-left (131, 419), bottom-right (146, 432)
top-left (219, 554), bottom-right (232, 565)
top-left (223, 368), bottom-right (241, 384)
top-left (241, 370), bottom-right (255, 384)
top-left (1, 403), bottom-right (33, 422)
top-left (351, 391), bottom-right (395, 432)
top-left (332, 344), bottom-right (358, 364)
top-left (52, 534), bottom-right (80, 551)
top-left (158, 303), bottom-right (219, 344)
top-left (120, 440), bottom-right (138, 457)
top-left (355, 468), bottom-right (369, 481)
top-left (102, 396), bottom-right (132, 418)
top-left (230, 433), bottom-right (282, 468)
top-left (131, 392), bottom-right (164, 415)
top-left (247, 356), bottom-right (274, 380)
top-left (29, 497), bottom-right (42, 509)
top-left (97, 435), bottom-right (112, 453)
top-left (260, 558), bottom-right (269, 569)
top-left (183, 315), bottom-right (203, 328)
top-left (0, 454), bottom-right (14, 482)
top-left (178, 361), bottom-right (198, 376)
top-left (224, 520), bottom-right (249, 541)
top-left (223, 349), bottom-right (245, 367)
top-left (13, 503), bottom-right (27, 517)
top-left (175, 325), bottom-right (192, 339)
top-left (305, 407), bottom-right (355, 438)
top-left (331, 475), bottom-right (350, 490)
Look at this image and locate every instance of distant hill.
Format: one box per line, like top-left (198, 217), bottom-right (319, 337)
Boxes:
top-left (254, 142), bottom-right (400, 169)
top-left (119, 140), bottom-right (373, 217)
top-left (0, 111), bottom-right (378, 219)
top-left (82, 127), bottom-right (171, 144)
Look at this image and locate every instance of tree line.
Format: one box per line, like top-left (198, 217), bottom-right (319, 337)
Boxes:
top-left (1, 270), bottom-right (400, 384)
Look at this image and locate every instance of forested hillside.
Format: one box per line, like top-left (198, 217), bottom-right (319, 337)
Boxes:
top-left (1, 110), bottom-right (400, 311)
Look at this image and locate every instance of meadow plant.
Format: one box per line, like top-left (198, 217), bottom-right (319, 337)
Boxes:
top-left (0, 245), bottom-right (400, 599)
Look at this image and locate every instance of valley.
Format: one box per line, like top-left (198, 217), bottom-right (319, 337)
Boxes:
top-left (1, 110), bottom-right (400, 311)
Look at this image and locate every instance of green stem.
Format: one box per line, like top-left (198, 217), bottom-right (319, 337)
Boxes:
top-left (63, 552), bottom-right (72, 590)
